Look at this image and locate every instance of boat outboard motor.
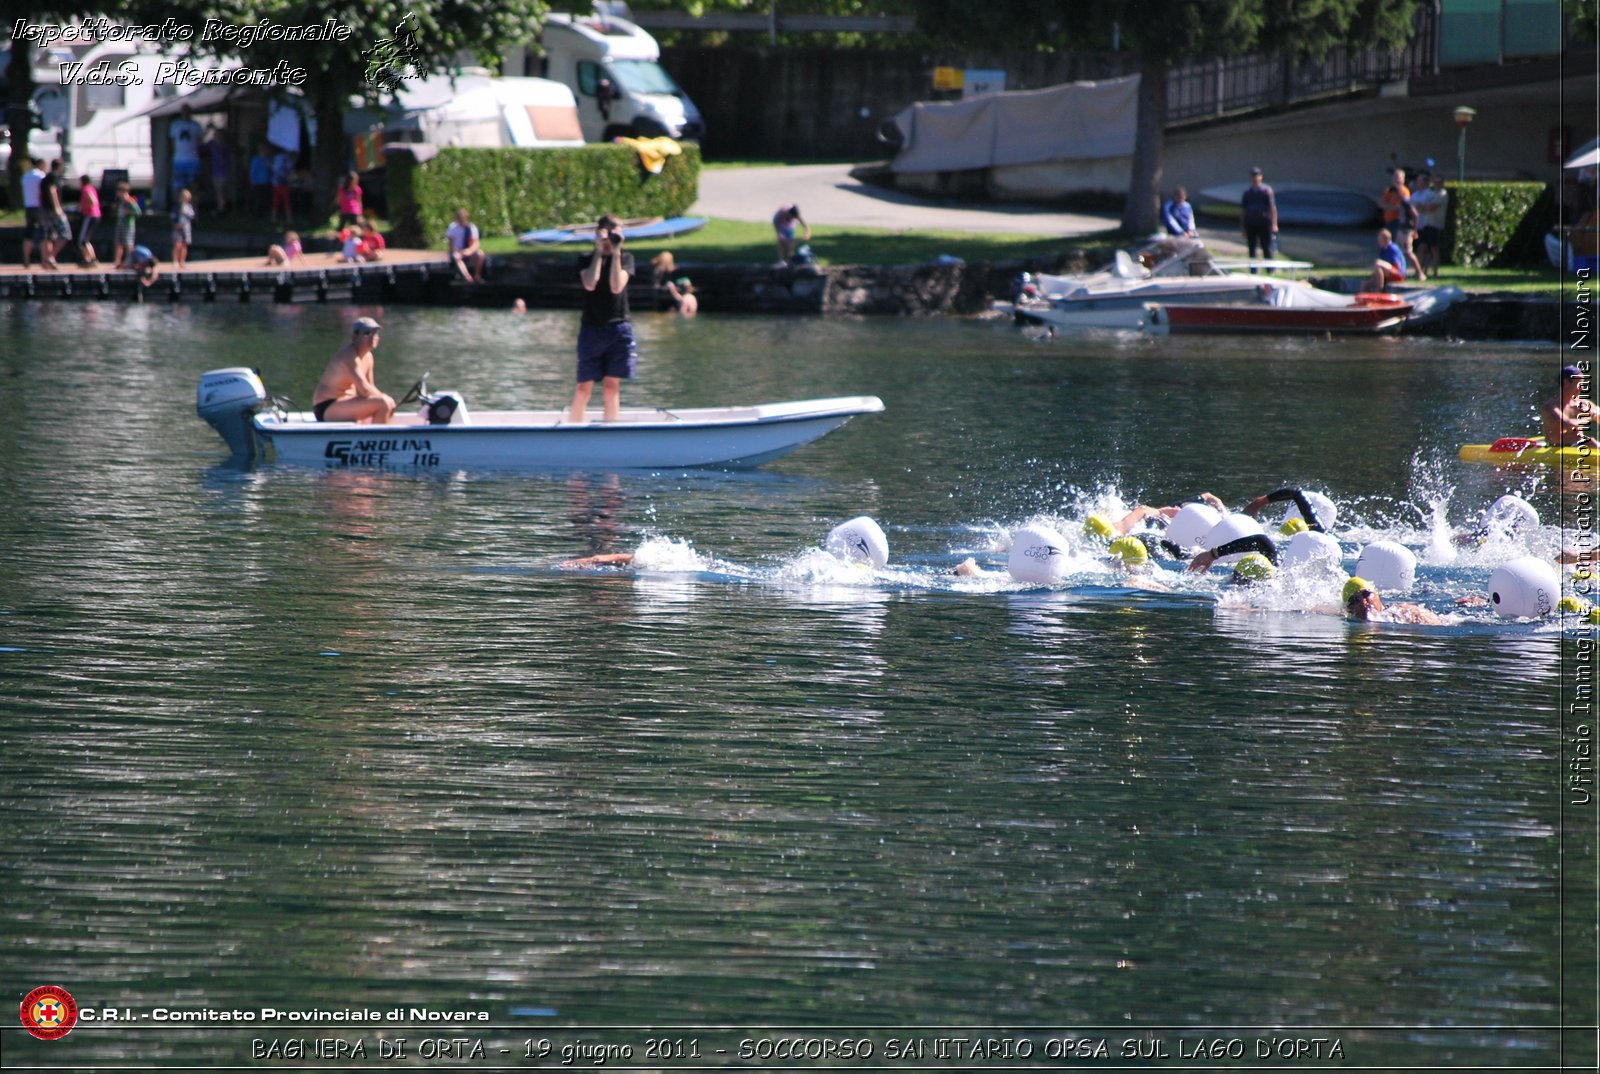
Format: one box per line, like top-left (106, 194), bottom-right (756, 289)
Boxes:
top-left (196, 367), bottom-right (268, 458)
top-left (422, 392), bottom-right (469, 425)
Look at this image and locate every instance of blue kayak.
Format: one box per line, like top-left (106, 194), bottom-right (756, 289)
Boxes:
top-left (518, 216), bottom-right (708, 245)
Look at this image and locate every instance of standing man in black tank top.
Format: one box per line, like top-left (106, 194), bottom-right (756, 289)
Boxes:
top-left (570, 213), bottom-right (637, 422)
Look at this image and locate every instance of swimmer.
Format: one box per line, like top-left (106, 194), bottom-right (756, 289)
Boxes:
top-left (1241, 486), bottom-right (1333, 531)
top-left (1455, 493), bottom-right (1538, 546)
top-left (1185, 533), bottom-right (1279, 574)
top-left (1083, 492), bottom-right (1227, 544)
top-left (1543, 364), bottom-right (1596, 447)
top-left (1342, 576), bottom-right (1444, 625)
top-left (1105, 534), bottom-right (1172, 591)
top-left (559, 552), bottom-right (635, 569)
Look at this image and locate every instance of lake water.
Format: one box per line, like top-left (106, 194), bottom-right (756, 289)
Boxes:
top-left (1, 300), bottom-right (1595, 1070)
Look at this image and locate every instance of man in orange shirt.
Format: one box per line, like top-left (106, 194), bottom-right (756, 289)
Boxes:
top-left (1379, 167), bottom-right (1425, 281)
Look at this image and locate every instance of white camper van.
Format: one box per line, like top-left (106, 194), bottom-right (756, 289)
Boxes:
top-left (535, 11), bottom-right (704, 143)
top-left (1, 40), bottom-right (175, 189)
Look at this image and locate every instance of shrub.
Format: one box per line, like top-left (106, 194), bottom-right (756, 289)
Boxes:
top-left (387, 143), bottom-right (701, 246)
top-left (1445, 181), bottom-right (1550, 268)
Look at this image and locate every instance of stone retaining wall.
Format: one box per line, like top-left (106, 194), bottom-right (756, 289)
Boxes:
top-left (483, 253), bottom-right (1575, 340)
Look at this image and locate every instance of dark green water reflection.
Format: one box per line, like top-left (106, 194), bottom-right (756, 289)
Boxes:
top-left (0, 301), bottom-right (1592, 1068)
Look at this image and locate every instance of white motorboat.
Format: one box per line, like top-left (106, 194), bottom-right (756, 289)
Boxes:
top-left (196, 368), bottom-right (884, 471)
top-left (1140, 280), bottom-right (1465, 335)
top-left (1006, 239), bottom-right (1315, 331)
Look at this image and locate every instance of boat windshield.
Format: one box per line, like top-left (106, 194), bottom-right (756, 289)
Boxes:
top-left (610, 60), bottom-right (681, 96)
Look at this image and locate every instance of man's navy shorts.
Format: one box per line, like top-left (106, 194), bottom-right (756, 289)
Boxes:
top-left (576, 321), bottom-right (637, 382)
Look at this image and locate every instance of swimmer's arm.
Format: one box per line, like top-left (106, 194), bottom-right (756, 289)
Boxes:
top-left (1243, 487), bottom-right (1324, 531)
top-left (1186, 534), bottom-right (1277, 573)
top-left (559, 552), bottom-right (636, 570)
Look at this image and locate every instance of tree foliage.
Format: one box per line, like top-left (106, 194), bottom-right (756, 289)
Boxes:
top-left (9, 1), bottom-right (549, 208)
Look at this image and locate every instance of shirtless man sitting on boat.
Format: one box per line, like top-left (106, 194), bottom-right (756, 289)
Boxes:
top-left (311, 317), bottom-right (395, 423)
top-left (1542, 364), bottom-right (1596, 447)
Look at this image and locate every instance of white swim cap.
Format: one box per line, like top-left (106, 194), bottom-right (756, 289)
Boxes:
top-left (825, 516), bottom-right (889, 568)
top-left (1008, 524), bottom-right (1070, 584)
top-left (1355, 540), bottom-right (1416, 594)
top-left (1487, 556), bottom-right (1559, 619)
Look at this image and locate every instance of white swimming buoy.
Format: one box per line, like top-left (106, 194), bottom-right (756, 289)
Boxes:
top-left (825, 516), bottom-right (889, 568)
top-left (1280, 530), bottom-right (1343, 572)
top-left (1164, 502), bottom-right (1222, 552)
top-left (1355, 540), bottom-right (1417, 594)
top-left (1487, 555), bottom-right (1560, 619)
top-left (1007, 524), bottom-right (1070, 584)
top-left (1482, 494), bottom-right (1539, 535)
top-left (1197, 513), bottom-right (1265, 565)
top-left (1286, 490), bottom-right (1338, 530)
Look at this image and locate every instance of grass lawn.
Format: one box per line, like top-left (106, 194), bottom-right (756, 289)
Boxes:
top-left (1, 205), bottom-right (1584, 295)
top-left (486, 216), bottom-right (1110, 267)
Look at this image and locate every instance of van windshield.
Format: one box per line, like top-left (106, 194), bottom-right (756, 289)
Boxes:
top-left (610, 60), bottom-right (680, 96)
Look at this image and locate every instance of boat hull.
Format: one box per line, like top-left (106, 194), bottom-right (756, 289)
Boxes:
top-left (1459, 439), bottom-right (1593, 469)
top-left (1015, 284), bottom-right (1272, 331)
top-left (1148, 302), bottom-right (1411, 335)
top-left (251, 399), bottom-right (884, 471)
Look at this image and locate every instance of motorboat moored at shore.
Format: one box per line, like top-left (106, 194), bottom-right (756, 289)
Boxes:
top-left (196, 368), bottom-right (883, 471)
top-left (1143, 281), bottom-right (1464, 335)
top-left (1004, 239), bottom-right (1316, 331)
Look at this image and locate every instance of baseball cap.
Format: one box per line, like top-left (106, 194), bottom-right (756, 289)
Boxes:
top-left (353, 316), bottom-right (381, 333)
top-left (1562, 364), bottom-right (1584, 381)
top-left (1249, 166), bottom-right (1262, 176)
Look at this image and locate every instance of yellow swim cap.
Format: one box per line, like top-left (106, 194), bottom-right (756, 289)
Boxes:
top-left (1588, 606), bottom-right (1600, 626)
top-left (1083, 513), bottom-right (1116, 543)
top-left (1279, 517), bottom-right (1309, 536)
top-left (1342, 575), bottom-right (1375, 605)
top-left (1233, 552), bottom-right (1276, 582)
top-left (1557, 596), bottom-right (1588, 614)
top-left (1108, 535), bottom-right (1148, 566)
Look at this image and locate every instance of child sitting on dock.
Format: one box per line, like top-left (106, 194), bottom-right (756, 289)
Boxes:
top-left (264, 230), bottom-right (301, 265)
top-left (356, 219), bottom-right (386, 262)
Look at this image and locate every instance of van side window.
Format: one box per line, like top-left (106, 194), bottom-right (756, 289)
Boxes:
top-left (577, 60), bottom-right (600, 97)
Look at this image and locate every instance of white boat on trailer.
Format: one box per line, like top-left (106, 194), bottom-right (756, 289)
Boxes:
top-left (197, 368), bottom-right (884, 471)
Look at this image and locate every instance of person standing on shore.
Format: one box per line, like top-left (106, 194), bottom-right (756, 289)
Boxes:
top-left (170, 188), bottom-right (195, 270)
top-left (1239, 166), bottom-right (1277, 268)
top-left (772, 204), bottom-right (810, 264)
top-left (169, 105), bottom-right (203, 206)
top-left (21, 157), bottom-right (45, 269)
top-left (76, 174), bottom-right (101, 267)
top-left (38, 159), bottom-right (69, 270)
top-left (569, 212), bottom-right (636, 423)
top-left (112, 181), bottom-right (139, 269)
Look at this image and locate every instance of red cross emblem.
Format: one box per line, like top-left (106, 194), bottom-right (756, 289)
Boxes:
top-left (20, 985), bottom-right (78, 1041)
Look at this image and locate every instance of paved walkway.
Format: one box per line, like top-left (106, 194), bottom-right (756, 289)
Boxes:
top-left (692, 162), bottom-right (1378, 270)
top-left (692, 162), bottom-right (1120, 235)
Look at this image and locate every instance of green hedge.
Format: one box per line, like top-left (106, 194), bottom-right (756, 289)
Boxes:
top-left (1446, 181), bottom-right (1551, 268)
top-left (387, 143), bottom-right (701, 246)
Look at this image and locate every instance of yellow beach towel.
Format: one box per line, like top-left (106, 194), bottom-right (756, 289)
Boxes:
top-left (614, 136), bottom-right (681, 175)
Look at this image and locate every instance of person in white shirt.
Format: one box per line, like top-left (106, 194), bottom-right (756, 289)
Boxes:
top-left (20, 158), bottom-right (45, 270)
top-left (446, 208), bottom-right (485, 283)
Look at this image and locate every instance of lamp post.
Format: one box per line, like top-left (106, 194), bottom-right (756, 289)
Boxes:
top-left (1454, 106), bottom-right (1476, 182)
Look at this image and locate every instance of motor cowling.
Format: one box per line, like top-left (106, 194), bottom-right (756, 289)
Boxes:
top-left (197, 368), bottom-right (267, 458)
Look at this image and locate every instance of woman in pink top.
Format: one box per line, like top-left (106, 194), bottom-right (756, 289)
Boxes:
top-left (77, 175), bottom-right (101, 266)
top-left (336, 171), bottom-right (363, 228)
